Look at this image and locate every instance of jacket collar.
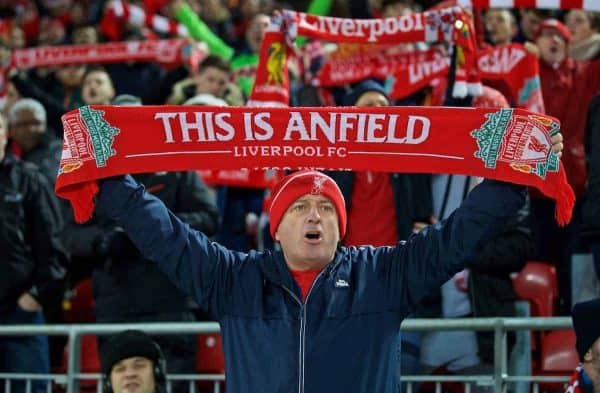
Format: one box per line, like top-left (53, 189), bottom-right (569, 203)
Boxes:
top-left (259, 245), bottom-right (347, 290)
top-left (0, 151), bottom-right (17, 170)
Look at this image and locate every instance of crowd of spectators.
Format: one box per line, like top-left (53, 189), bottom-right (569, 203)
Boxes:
top-left (0, 0), bottom-right (599, 392)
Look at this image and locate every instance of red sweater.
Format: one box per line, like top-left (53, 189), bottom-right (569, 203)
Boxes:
top-left (290, 269), bottom-right (321, 302)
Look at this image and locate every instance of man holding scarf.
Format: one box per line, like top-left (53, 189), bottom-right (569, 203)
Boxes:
top-left (93, 123), bottom-right (563, 393)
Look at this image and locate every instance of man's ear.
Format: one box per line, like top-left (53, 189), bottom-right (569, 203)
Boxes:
top-left (584, 349), bottom-right (593, 363)
top-left (274, 230), bottom-right (280, 242)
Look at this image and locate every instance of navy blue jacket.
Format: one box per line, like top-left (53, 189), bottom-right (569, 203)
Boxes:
top-left (97, 176), bottom-right (525, 393)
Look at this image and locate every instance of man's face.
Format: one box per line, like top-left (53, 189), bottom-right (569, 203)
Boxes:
top-left (246, 14), bottom-right (270, 53)
top-left (194, 66), bottom-right (229, 97)
top-left (56, 64), bottom-right (86, 89)
top-left (73, 26), bottom-right (99, 45)
top-left (82, 71), bottom-right (115, 105)
top-left (0, 115), bottom-right (7, 162)
top-left (565, 10), bottom-right (593, 46)
top-left (536, 28), bottom-right (568, 65)
top-left (38, 17), bottom-right (66, 46)
top-left (584, 337), bottom-right (600, 374)
top-left (520, 9), bottom-right (543, 41)
top-left (10, 108), bottom-right (46, 153)
top-left (355, 91), bottom-right (389, 107)
top-left (485, 10), bottom-right (516, 45)
top-left (275, 195), bottom-right (340, 270)
top-left (10, 26), bottom-right (26, 49)
top-left (110, 357), bottom-right (156, 393)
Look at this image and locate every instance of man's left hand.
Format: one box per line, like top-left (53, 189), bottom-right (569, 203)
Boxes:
top-left (551, 133), bottom-right (564, 158)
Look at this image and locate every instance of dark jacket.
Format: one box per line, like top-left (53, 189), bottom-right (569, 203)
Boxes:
top-left (65, 171), bottom-right (219, 318)
top-left (20, 133), bottom-right (63, 185)
top-left (326, 172), bottom-right (432, 241)
top-left (0, 153), bottom-right (68, 314)
top-left (106, 62), bottom-right (165, 98)
top-left (466, 199), bottom-right (534, 362)
top-left (10, 72), bottom-right (78, 136)
top-left (97, 175), bottom-right (525, 393)
top-left (582, 94), bottom-right (600, 240)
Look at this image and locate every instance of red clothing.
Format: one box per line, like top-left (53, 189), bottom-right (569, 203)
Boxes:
top-left (9, 141), bottom-right (23, 158)
top-left (538, 58), bottom-right (600, 197)
top-left (343, 171), bottom-right (399, 247)
top-left (290, 268), bottom-right (321, 302)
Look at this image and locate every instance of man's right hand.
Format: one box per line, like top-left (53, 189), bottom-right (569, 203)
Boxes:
top-left (17, 293), bottom-right (42, 312)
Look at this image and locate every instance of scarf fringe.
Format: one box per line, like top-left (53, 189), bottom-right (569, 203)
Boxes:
top-left (68, 181), bottom-right (99, 224)
top-left (554, 174), bottom-right (576, 227)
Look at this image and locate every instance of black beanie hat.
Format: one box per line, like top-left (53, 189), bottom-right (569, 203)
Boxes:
top-left (572, 298), bottom-right (600, 361)
top-left (343, 79), bottom-right (388, 106)
top-left (100, 330), bottom-right (163, 376)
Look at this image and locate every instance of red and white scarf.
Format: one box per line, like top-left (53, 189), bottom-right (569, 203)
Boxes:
top-left (313, 47), bottom-right (451, 101)
top-left (313, 43), bottom-right (544, 112)
top-left (55, 105), bottom-right (574, 226)
top-left (100, 0), bottom-right (188, 41)
top-left (7, 39), bottom-right (205, 69)
top-left (0, 39), bottom-right (207, 108)
top-left (566, 366), bottom-right (583, 393)
top-left (249, 6), bottom-right (480, 106)
top-left (478, 43), bottom-right (545, 113)
top-left (459, 0), bottom-right (600, 10)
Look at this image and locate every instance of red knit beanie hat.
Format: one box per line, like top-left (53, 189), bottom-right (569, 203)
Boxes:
top-left (269, 170), bottom-right (347, 239)
top-left (535, 19), bottom-right (571, 44)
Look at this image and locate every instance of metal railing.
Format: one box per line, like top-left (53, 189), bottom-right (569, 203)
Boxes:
top-left (0, 317), bottom-right (573, 393)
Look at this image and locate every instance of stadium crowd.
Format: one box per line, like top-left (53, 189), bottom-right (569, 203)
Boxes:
top-left (0, 0), bottom-right (599, 392)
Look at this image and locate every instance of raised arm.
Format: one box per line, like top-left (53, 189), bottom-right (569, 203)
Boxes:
top-left (382, 179), bottom-right (527, 313)
top-left (95, 175), bottom-right (252, 317)
top-left (173, 1), bottom-right (234, 61)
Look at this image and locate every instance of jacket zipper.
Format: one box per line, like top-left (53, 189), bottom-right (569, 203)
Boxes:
top-left (278, 269), bottom-right (327, 393)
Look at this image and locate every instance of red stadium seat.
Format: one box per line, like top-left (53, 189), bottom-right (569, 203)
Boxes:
top-left (512, 261), bottom-right (559, 374)
top-left (196, 334), bottom-right (225, 393)
top-left (540, 330), bottom-right (578, 373)
top-left (512, 261), bottom-right (558, 317)
top-left (196, 333), bottom-right (225, 373)
top-left (537, 330), bottom-right (579, 392)
top-left (54, 335), bottom-right (101, 392)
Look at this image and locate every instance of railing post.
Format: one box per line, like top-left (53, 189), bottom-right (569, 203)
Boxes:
top-left (66, 328), bottom-right (81, 393)
top-left (493, 318), bottom-right (508, 393)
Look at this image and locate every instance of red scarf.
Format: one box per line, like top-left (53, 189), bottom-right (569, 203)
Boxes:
top-left (566, 366), bottom-right (583, 393)
top-left (100, 0), bottom-right (188, 41)
top-left (55, 105), bottom-right (573, 226)
top-left (478, 44), bottom-right (545, 113)
top-left (314, 47), bottom-right (450, 102)
top-left (7, 39), bottom-right (204, 69)
top-left (249, 7), bottom-right (479, 106)
top-left (314, 43), bottom-right (543, 112)
top-left (196, 169), bottom-right (282, 188)
top-left (0, 39), bottom-right (206, 106)
top-left (460, 0), bottom-right (599, 10)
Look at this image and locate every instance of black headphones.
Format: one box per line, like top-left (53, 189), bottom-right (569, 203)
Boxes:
top-left (102, 339), bottom-right (167, 393)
